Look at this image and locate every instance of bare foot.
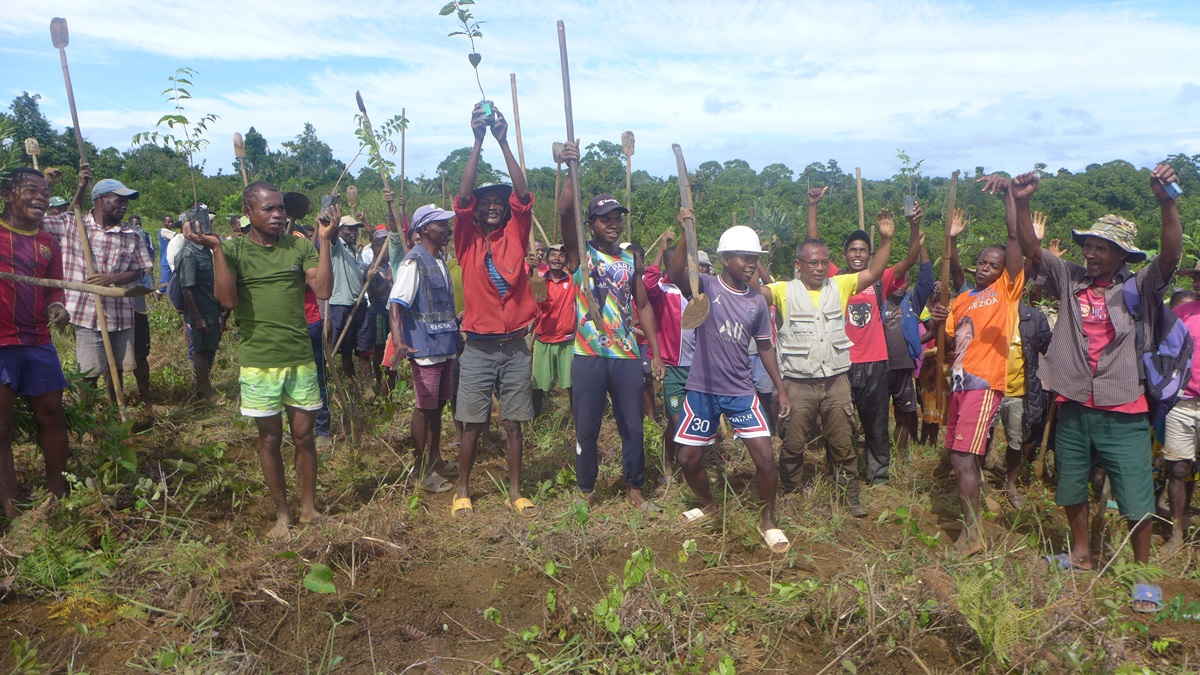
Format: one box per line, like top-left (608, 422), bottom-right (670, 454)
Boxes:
top-left (1161, 535), bottom-right (1185, 558)
top-left (266, 516), bottom-right (292, 541)
top-left (953, 530), bottom-right (984, 557)
top-left (299, 509), bottom-right (326, 526)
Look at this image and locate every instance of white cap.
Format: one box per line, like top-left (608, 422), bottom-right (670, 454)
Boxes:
top-left (697, 251), bottom-right (711, 265)
top-left (714, 225), bottom-right (766, 255)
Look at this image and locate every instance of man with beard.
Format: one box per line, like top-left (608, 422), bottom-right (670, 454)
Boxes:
top-left (42, 178), bottom-right (152, 403)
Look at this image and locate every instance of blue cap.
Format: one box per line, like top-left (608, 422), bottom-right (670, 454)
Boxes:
top-left (411, 204), bottom-right (455, 232)
top-left (91, 179), bottom-right (139, 201)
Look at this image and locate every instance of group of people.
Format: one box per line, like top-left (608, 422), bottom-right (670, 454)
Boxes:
top-left (0, 103), bottom-right (1191, 611)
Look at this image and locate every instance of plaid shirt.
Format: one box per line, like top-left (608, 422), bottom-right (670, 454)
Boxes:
top-left (41, 212), bottom-right (152, 331)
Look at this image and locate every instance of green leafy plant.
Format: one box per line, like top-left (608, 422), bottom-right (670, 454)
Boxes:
top-left (132, 68), bottom-right (219, 207)
top-left (354, 110), bottom-right (407, 183)
top-left (896, 148), bottom-right (925, 198)
top-left (440, 0), bottom-right (487, 101)
top-left (303, 563), bottom-right (337, 594)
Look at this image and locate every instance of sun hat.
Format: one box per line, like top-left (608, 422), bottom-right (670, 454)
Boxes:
top-left (91, 178), bottom-right (138, 201)
top-left (1071, 214), bottom-right (1145, 263)
top-left (472, 183), bottom-right (513, 202)
top-left (338, 215), bottom-right (364, 227)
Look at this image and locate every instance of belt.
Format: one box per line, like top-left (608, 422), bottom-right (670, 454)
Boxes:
top-left (466, 330), bottom-right (526, 344)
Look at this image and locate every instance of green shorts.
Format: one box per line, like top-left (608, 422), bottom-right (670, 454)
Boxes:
top-left (1054, 402), bottom-right (1154, 521)
top-left (533, 339), bottom-right (574, 391)
top-left (239, 363), bottom-right (322, 417)
top-left (663, 365), bottom-right (691, 416)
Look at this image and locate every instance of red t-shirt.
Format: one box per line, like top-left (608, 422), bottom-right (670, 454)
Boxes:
top-left (294, 232), bottom-right (322, 325)
top-left (1063, 280), bottom-right (1147, 414)
top-left (534, 270), bottom-right (576, 343)
top-left (1174, 300), bottom-right (1200, 399)
top-left (452, 193), bottom-right (536, 335)
top-left (831, 264), bottom-right (902, 364)
top-left (0, 222), bottom-right (64, 347)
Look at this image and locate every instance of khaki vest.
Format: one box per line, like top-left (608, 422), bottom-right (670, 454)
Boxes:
top-left (778, 278), bottom-right (852, 378)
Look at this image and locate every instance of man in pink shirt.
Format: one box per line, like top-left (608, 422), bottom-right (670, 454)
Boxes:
top-left (644, 233), bottom-right (695, 482)
top-left (1163, 266), bottom-right (1200, 554)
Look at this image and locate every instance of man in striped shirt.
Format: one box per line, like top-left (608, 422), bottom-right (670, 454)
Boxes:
top-left (0, 167), bottom-right (84, 518)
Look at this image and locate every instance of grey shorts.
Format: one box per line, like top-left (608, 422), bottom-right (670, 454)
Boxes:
top-left (455, 336), bottom-right (534, 424)
top-left (75, 326), bottom-right (136, 376)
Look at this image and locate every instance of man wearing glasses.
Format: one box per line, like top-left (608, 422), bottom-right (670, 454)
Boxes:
top-left (757, 210), bottom-right (896, 517)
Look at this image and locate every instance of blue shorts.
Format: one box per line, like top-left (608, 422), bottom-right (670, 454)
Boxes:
top-left (0, 344), bottom-right (68, 397)
top-left (674, 390), bottom-right (771, 447)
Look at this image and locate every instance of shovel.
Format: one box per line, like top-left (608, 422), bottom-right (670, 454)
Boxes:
top-left (24, 138), bottom-right (41, 170)
top-left (557, 21), bottom-right (600, 325)
top-left (621, 131), bottom-right (635, 240)
top-left (51, 16), bottom-right (127, 419)
top-left (552, 142), bottom-right (564, 242)
top-left (510, 73), bottom-right (548, 303)
top-left (672, 144), bottom-right (709, 329)
top-left (233, 132), bottom-right (249, 187)
top-left (0, 272), bottom-right (153, 298)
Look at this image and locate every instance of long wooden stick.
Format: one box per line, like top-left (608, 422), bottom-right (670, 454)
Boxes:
top-left (673, 144), bottom-right (710, 330)
top-left (51, 17), bottom-right (126, 419)
top-left (0, 272), bottom-right (152, 298)
top-left (934, 171), bottom-right (959, 418)
top-left (552, 142), bottom-right (564, 243)
top-left (233, 132), bottom-right (249, 187)
top-left (400, 107), bottom-right (406, 204)
top-left (509, 74), bottom-right (536, 254)
top-left (622, 131), bottom-right (635, 241)
top-left (356, 91), bottom-right (407, 255)
top-left (856, 167), bottom-right (865, 230)
top-left (557, 21), bottom-right (600, 324)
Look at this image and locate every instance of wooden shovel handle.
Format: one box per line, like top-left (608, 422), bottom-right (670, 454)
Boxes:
top-left (558, 20), bottom-right (600, 324)
top-left (672, 144), bottom-right (702, 298)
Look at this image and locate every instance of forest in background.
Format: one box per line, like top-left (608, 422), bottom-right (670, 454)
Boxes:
top-left (4, 91), bottom-right (1200, 278)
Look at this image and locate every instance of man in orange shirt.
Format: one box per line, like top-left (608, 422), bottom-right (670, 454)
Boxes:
top-left (929, 177), bottom-right (1025, 556)
top-left (532, 244), bottom-right (575, 416)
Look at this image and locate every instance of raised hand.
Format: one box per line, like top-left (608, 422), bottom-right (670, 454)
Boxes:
top-left (383, 188), bottom-right (395, 203)
top-left (317, 198), bottom-right (341, 242)
top-left (183, 219), bottom-right (222, 250)
top-left (470, 104), bottom-right (488, 141)
top-left (1010, 172), bottom-right (1040, 201)
top-left (949, 208), bottom-right (967, 239)
top-left (663, 228), bottom-right (676, 246)
top-left (929, 302), bottom-right (949, 324)
top-left (876, 207), bottom-right (895, 239)
top-left (905, 200), bottom-right (924, 228)
top-left (1032, 211), bottom-right (1048, 242)
top-left (1150, 163), bottom-right (1180, 202)
top-left (976, 174), bottom-right (1009, 195)
top-left (807, 186), bottom-right (829, 207)
top-left (1048, 238), bottom-right (1063, 258)
top-left (490, 109), bottom-right (509, 143)
top-left (677, 207), bottom-right (695, 226)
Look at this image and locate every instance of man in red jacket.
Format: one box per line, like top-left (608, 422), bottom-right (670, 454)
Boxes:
top-left (533, 244), bottom-right (576, 416)
top-left (450, 103), bottom-right (538, 517)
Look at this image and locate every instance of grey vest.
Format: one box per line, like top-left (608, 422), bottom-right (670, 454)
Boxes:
top-left (778, 278), bottom-right (852, 378)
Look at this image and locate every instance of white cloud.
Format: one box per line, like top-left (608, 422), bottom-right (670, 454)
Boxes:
top-left (4, 0), bottom-right (1198, 181)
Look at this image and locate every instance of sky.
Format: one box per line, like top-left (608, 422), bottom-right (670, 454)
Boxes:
top-left (3, 0), bottom-right (1199, 183)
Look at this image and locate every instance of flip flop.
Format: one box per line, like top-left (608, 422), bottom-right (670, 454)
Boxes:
top-left (439, 460), bottom-right (461, 477)
top-left (1043, 553), bottom-right (1092, 572)
top-left (679, 508), bottom-right (711, 525)
top-left (508, 497), bottom-right (538, 517)
top-left (421, 472), bottom-right (454, 494)
top-left (757, 525), bottom-right (791, 554)
top-left (451, 497), bottom-right (473, 517)
top-left (1131, 583), bottom-right (1163, 613)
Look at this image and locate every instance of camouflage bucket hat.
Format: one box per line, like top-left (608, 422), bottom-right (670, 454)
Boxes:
top-left (1178, 259), bottom-right (1200, 280)
top-left (1071, 214), bottom-right (1145, 263)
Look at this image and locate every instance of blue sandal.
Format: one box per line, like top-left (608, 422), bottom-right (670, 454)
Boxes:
top-left (1043, 553), bottom-right (1092, 572)
top-left (1131, 583), bottom-right (1163, 613)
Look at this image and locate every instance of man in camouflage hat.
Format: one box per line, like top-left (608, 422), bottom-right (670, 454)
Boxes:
top-left (1016, 165), bottom-right (1181, 611)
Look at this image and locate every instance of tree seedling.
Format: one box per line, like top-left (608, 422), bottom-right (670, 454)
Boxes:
top-left (440, 0), bottom-right (491, 117)
top-left (132, 67), bottom-right (219, 208)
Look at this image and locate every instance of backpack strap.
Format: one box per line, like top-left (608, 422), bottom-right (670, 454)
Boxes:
top-left (1120, 275), bottom-right (1146, 381)
top-left (874, 279), bottom-right (885, 313)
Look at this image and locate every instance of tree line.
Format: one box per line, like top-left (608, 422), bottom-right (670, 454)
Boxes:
top-left (3, 91), bottom-right (1199, 277)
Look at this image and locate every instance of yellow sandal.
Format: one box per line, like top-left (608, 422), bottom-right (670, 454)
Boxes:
top-left (508, 497), bottom-right (538, 517)
top-left (451, 497), bottom-right (473, 517)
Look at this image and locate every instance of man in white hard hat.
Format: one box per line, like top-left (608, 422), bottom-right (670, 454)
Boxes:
top-left (669, 222), bottom-right (791, 553)
top-left (757, 208), bottom-right (897, 518)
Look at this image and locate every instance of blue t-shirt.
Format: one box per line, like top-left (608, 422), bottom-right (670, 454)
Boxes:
top-left (685, 274), bottom-right (772, 397)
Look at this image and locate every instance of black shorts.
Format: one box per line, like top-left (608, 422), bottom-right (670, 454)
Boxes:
top-left (887, 368), bottom-right (918, 414)
top-left (328, 305), bottom-right (373, 355)
top-left (134, 312), bottom-right (151, 361)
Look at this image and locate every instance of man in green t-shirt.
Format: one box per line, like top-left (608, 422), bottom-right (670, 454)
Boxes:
top-left (184, 182), bottom-right (335, 541)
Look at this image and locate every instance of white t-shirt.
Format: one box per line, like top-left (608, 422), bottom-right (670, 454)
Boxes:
top-left (388, 257), bottom-right (451, 366)
top-left (166, 233), bottom-right (187, 272)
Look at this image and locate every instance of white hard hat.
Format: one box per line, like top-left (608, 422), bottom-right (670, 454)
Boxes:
top-left (715, 225), bottom-right (766, 255)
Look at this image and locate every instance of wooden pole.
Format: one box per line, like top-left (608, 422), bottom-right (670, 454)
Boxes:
top-left (934, 171), bottom-right (960, 419)
top-left (399, 107), bottom-right (406, 205)
top-left (621, 131), bottom-right (634, 241)
top-left (552, 142), bottom-right (564, 243)
top-left (673, 144), bottom-right (710, 330)
top-left (440, 171), bottom-right (446, 210)
top-left (50, 17), bottom-right (126, 420)
top-left (557, 21), bottom-right (600, 324)
top-left (0, 272), bottom-right (153, 297)
top-left (856, 167), bottom-right (865, 231)
top-left (233, 132), bottom-right (249, 187)
top-left (509, 74), bottom-right (535, 254)
top-left (355, 91), bottom-right (406, 255)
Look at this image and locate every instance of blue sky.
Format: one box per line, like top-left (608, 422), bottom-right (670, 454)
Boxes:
top-left (3, 0), bottom-right (1199, 182)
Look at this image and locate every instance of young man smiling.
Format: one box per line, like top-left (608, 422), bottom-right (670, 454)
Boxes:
top-left (929, 177), bottom-right (1026, 557)
top-left (559, 141), bottom-right (664, 511)
top-left (670, 220), bottom-right (792, 552)
top-left (184, 182), bottom-right (335, 541)
top-left (532, 243), bottom-right (576, 416)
